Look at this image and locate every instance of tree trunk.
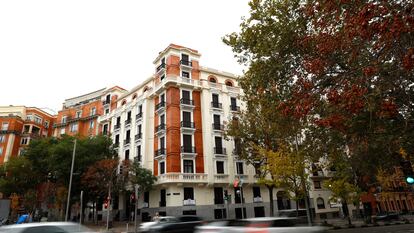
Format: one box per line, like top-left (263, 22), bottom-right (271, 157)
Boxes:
top-left (342, 199), bottom-right (352, 225)
top-left (266, 185), bottom-right (274, 217)
top-left (296, 199), bottom-right (299, 217)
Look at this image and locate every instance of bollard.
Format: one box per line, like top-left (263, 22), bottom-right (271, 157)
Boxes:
top-left (126, 223), bottom-right (129, 233)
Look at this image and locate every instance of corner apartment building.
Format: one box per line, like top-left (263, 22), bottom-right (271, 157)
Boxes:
top-left (53, 86), bottom-right (127, 137)
top-left (0, 106), bottom-right (56, 164)
top-left (106, 44), bottom-right (323, 221)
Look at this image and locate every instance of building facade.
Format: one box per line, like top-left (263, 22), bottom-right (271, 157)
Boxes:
top-left (53, 86), bottom-right (127, 137)
top-left (105, 44), bottom-right (340, 221)
top-left (0, 106), bottom-right (56, 164)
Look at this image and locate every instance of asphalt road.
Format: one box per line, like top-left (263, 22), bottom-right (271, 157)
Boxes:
top-left (328, 224), bottom-right (414, 233)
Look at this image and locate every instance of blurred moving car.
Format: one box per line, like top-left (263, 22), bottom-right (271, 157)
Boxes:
top-left (195, 217), bottom-right (327, 233)
top-left (374, 212), bottom-right (400, 222)
top-left (0, 222), bottom-right (94, 233)
top-left (139, 215), bottom-right (203, 233)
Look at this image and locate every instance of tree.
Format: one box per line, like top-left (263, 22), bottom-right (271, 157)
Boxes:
top-left (128, 160), bottom-right (157, 194)
top-left (81, 159), bottom-right (120, 198)
top-left (0, 157), bottom-right (38, 196)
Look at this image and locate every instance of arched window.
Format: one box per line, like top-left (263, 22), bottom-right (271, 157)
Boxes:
top-left (225, 80), bottom-right (234, 87)
top-left (317, 197), bottom-right (325, 209)
top-left (132, 94), bottom-right (137, 100)
top-left (208, 75), bottom-right (217, 83)
top-left (143, 86), bottom-right (149, 92)
top-left (121, 100), bottom-right (127, 106)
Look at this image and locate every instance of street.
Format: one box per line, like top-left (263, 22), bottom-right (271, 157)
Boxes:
top-left (328, 224), bottom-right (414, 233)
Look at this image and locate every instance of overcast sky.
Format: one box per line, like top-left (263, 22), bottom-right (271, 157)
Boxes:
top-left (0, 0), bottom-right (249, 113)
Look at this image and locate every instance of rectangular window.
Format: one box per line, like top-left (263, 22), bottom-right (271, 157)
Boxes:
top-left (144, 191), bottom-right (149, 204)
top-left (76, 111), bottom-right (82, 118)
top-left (212, 94), bottom-right (219, 103)
top-left (89, 120), bottom-right (94, 129)
top-left (125, 149), bottom-right (130, 160)
top-left (138, 105), bottom-right (143, 113)
top-left (160, 74), bottom-right (165, 81)
top-left (70, 123), bottom-right (78, 132)
top-left (160, 189), bottom-right (166, 207)
top-left (314, 181), bottom-right (322, 189)
top-left (44, 121), bottom-right (49, 128)
top-left (115, 134), bottom-right (120, 144)
top-left (21, 138), bottom-right (29, 145)
top-left (103, 124), bottom-right (108, 135)
top-left (91, 107), bottom-right (96, 116)
top-left (215, 136), bottom-right (223, 149)
top-left (127, 111), bottom-right (132, 120)
top-left (26, 115), bottom-right (33, 121)
top-left (126, 130), bottom-right (131, 139)
top-left (2, 122), bottom-right (9, 130)
top-left (236, 162), bottom-right (244, 175)
top-left (216, 161), bottom-right (224, 174)
top-left (105, 108), bottom-right (110, 114)
top-left (253, 187), bottom-right (261, 198)
top-left (106, 94), bottom-right (111, 104)
top-left (231, 97), bottom-right (237, 107)
top-left (61, 116), bottom-right (67, 124)
top-left (34, 115), bottom-right (42, 124)
top-left (137, 145), bottom-right (142, 162)
top-left (182, 90), bottom-right (190, 101)
top-left (161, 57), bottom-right (166, 65)
top-left (181, 54), bottom-right (189, 62)
top-left (182, 71), bottom-right (190, 78)
top-left (182, 111), bottom-right (191, 123)
top-left (0, 135), bottom-right (5, 143)
top-left (183, 134), bottom-right (192, 148)
top-left (160, 161), bottom-right (165, 174)
top-left (183, 160), bottom-right (194, 173)
top-left (137, 125), bottom-right (142, 134)
top-left (160, 136), bottom-right (165, 150)
top-left (160, 94), bottom-right (165, 103)
top-left (184, 187), bottom-right (194, 200)
top-left (214, 187), bottom-right (224, 205)
top-left (116, 116), bottom-right (121, 125)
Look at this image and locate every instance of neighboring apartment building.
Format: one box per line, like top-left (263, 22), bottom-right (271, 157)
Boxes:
top-left (53, 86), bottom-right (127, 137)
top-left (0, 106), bottom-right (56, 164)
top-left (105, 44), bottom-right (328, 221)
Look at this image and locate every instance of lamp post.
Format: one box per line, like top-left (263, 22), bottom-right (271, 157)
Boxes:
top-left (65, 139), bottom-right (77, 222)
top-left (134, 184), bottom-right (139, 233)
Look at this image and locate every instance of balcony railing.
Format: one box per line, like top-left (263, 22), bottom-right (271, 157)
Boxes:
top-left (230, 105), bottom-right (240, 111)
top-left (114, 124), bottom-right (121, 130)
top-left (183, 199), bottom-right (196, 206)
top-left (125, 118), bottom-right (131, 125)
top-left (156, 63), bottom-right (166, 73)
top-left (214, 147), bottom-right (227, 155)
top-left (180, 60), bottom-right (193, 67)
top-left (157, 173), bottom-right (208, 184)
top-left (102, 100), bottom-right (110, 105)
top-left (180, 98), bottom-right (194, 106)
top-left (135, 133), bottom-right (142, 141)
top-left (155, 148), bottom-right (166, 157)
top-left (155, 101), bottom-right (166, 111)
top-left (181, 146), bottom-right (196, 153)
top-left (212, 123), bottom-right (224, 131)
top-left (124, 138), bottom-right (131, 145)
top-left (136, 112), bottom-right (143, 120)
top-left (211, 102), bottom-right (222, 109)
top-left (155, 123), bottom-right (165, 133)
top-left (113, 142), bottom-right (119, 148)
top-left (181, 121), bottom-right (195, 128)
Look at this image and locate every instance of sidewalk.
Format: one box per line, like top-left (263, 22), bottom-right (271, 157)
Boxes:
top-left (85, 221), bottom-right (136, 233)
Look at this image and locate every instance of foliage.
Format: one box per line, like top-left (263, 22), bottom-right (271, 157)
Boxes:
top-left (81, 159), bottom-right (120, 198)
top-left (0, 157), bottom-right (38, 196)
top-left (128, 160), bottom-right (157, 193)
top-left (224, 0), bottom-right (414, 193)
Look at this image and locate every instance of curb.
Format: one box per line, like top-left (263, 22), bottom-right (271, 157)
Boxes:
top-left (329, 221), bottom-right (412, 230)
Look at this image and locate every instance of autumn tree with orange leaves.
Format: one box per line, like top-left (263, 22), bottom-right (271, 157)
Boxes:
top-left (225, 0), bottom-right (414, 197)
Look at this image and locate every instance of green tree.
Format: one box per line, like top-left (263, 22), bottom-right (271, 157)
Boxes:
top-left (0, 157), bottom-right (38, 196)
top-left (128, 160), bottom-right (157, 194)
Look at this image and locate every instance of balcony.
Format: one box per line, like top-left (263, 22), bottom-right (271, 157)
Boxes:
top-left (180, 60), bottom-right (193, 70)
top-left (230, 105), bottom-right (240, 112)
top-left (214, 174), bottom-right (229, 183)
top-left (125, 118), bottom-right (131, 127)
top-left (102, 100), bottom-right (110, 106)
top-left (124, 138), bottom-right (131, 145)
top-left (155, 101), bottom-right (166, 113)
top-left (183, 199), bottom-right (196, 206)
top-left (135, 112), bottom-right (143, 122)
top-left (212, 123), bottom-right (224, 132)
top-left (156, 63), bottom-right (166, 74)
top-left (214, 147), bottom-right (227, 156)
top-left (114, 124), bottom-right (121, 131)
top-left (253, 197), bottom-right (263, 203)
top-left (155, 148), bottom-right (166, 158)
top-left (157, 173), bottom-right (208, 184)
top-left (134, 133), bottom-right (142, 142)
top-left (155, 123), bottom-right (166, 135)
top-left (113, 142), bottom-right (119, 148)
top-left (211, 102), bottom-right (222, 109)
top-left (181, 121), bottom-right (196, 133)
top-left (180, 98), bottom-right (195, 110)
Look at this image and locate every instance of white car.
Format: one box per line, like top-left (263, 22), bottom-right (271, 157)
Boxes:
top-left (138, 216), bottom-right (178, 232)
top-left (195, 217), bottom-right (328, 233)
top-left (0, 222), bottom-right (94, 233)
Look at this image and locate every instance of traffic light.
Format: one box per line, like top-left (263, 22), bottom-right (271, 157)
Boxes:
top-left (104, 200), bottom-right (108, 209)
top-left (401, 160), bottom-right (414, 184)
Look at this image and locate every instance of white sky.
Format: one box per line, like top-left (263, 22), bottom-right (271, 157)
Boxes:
top-left (0, 0), bottom-right (249, 113)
